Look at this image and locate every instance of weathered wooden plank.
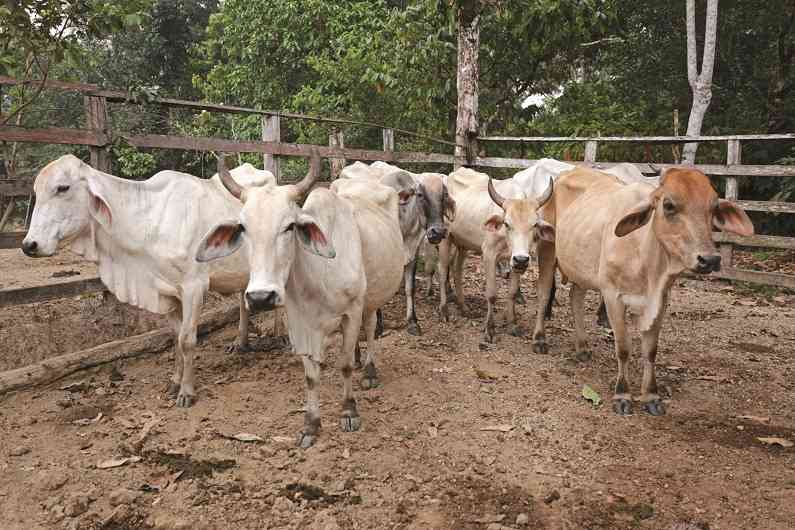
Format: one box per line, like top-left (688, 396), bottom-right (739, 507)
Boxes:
top-left (712, 267), bottom-right (795, 290)
top-left (721, 140), bottom-right (741, 266)
top-left (85, 96), bottom-right (111, 172)
top-left (0, 125), bottom-right (107, 146)
top-left (0, 231), bottom-right (25, 249)
top-left (329, 129), bottom-right (345, 178)
top-left (479, 133), bottom-right (795, 143)
top-left (0, 305), bottom-right (239, 395)
top-left (0, 179), bottom-right (33, 196)
top-left (734, 200), bottom-right (795, 214)
top-left (261, 115), bottom-right (281, 182)
top-left (584, 141), bottom-right (598, 162)
top-left (0, 75), bottom-right (101, 93)
top-left (712, 232), bottom-right (795, 250)
top-left (383, 128), bottom-right (395, 152)
top-left (0, 278), bottom-right (106, 308)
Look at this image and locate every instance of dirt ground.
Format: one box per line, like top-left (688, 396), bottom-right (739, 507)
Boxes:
top-left (1, 248), bottom-right (794, 530)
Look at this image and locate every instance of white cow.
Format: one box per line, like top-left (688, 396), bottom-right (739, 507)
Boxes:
top-left (21, 155), bottom-right (274, 407)
top-left (197, 154), bottom-right (404, 448)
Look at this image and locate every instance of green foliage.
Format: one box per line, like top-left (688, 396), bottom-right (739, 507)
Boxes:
top-left (112, 144), bottom-right (157, 178)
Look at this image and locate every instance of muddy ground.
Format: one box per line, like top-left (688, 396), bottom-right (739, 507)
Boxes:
top-left (0, 248), bottom-right (794, 530)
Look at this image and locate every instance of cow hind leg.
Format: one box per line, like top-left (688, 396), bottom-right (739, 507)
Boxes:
top-left (166, 309), bottom-right (183, 398)
top-left (175, 287), bottom-right (203, 408)
top-left (405, 258), bottom-right (421, 336)
top-left (532, 244), bottom-right (555, 354)
top-left (437, 238), bottom-right (452, 321)
top-left (596, 297), bottom-right (611, 329)
top-left (227, 291), bottom-right (252, 353)
top-left (544, 268), bottom-right (556, 320)
top-left (640, 323), bottom-right (665, 416)
top-left (483, 253), bottom-right (498, 343)
top-left (339, 312), bottom-right (362, 433)
top-left (453, 247), bottom-right (468, 316)
top-left (360, 310), bottom-right (380, 389)
top-left (604, 296), bottom-right (632, 415)
top-left (507, 271), bottom-right (524, 337)
top-left (570, 284), bottom-right (591, 362)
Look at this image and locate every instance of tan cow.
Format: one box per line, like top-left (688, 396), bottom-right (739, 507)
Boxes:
top-left (533, 167), bottom-right (753, 416)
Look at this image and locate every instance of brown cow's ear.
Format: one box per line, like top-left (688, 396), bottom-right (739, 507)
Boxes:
top-left (398, 188), bottom-right (415, 205)
top-left (483, 214), bottom-right (504, 232)
top-left (196, 222), bottom-right (245, 262)
top-left (714, 200), bottom-right (754, 236)
top-left (535, 220), bottom-right (555, 242)
top-left (444, 191), bottom-right (456, 221)
top-left (615, 199), bottom-right (654, 237)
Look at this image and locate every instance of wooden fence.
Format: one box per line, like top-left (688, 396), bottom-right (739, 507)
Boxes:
top-left (1, 77), bottom-right (794, 311)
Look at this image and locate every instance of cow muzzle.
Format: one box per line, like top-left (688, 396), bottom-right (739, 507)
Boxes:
top-left (426, 225), bottom-right (448, 245)
top-left (21, 239), bottom-right (40, 257)
top-left (693, 254), bottom-right (721, 274)
top-left (512, 254), bottom-right (530, 272)
top-left (245, 290), bottom-right (282, 312)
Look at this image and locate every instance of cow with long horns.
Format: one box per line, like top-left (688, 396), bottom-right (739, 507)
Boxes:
top-left (197, 152), bottom-right (404, 448)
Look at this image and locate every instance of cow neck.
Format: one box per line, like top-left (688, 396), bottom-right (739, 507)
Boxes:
top-left (636, 216), bottom-right (677, 332)
top-left (87, 167), bottom-right (151, 254)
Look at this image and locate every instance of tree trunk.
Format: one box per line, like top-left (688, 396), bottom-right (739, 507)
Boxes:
top-left (682, 0), bottom-right (719, 164)
top-left (455, 0), bottom-right (481, 168)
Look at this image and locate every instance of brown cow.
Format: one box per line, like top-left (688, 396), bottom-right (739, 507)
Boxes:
top-left (533, 167), bottom-right (753, 416)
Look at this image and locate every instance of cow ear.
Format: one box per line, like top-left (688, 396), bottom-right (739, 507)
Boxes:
top-left (483, 214), bottom-right (504, 232)
top-left (535, 219), bottom-right (555, 242)
top-left (196, 222), bottom-right (245, 262)
top-left (714, 199), bottom-right (754, 236)
top-left (398, 187), bottom-right (415, 205)
top-left (444, 192), bottom-right (457, 221)
top-left (615, 199), bottom-right (654, 237)
top-left (296, 214), bottom-right (335, 259)
top-left (86, 178), bottom-right (113, 228)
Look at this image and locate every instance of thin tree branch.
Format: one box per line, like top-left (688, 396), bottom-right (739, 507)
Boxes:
top-left (699, 0), bottom-right (719, 84)
top-left (686, 0), bottom-right (698, 87)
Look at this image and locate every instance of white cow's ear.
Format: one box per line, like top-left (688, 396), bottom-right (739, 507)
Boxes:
top-left (714, 199), bottom-right (754, 236)
top-left (444, 190), bottom-right (457, 221)
top-left (535, 219), bottom-right (555, 242)
top-left (296, 214), bottom-right (335, 259)
top-left (615, 199), bottom-right (654, 237)
top-left (483, 214), bottom-right (504, 232)
top-left (86, 177), bottom-right (113, 228)
top-left (196, 221), bottom-right (245, 262)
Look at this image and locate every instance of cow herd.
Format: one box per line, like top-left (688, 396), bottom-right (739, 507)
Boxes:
top-left (20, 153), bottom-right (754, 447)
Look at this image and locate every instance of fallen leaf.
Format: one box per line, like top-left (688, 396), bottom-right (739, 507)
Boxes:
top-left (480, 424), bottom-right (514, 432)
top-left (582, 385), bottom-right (602, 406)
top-left (757, 437), bottom-right (794, 448)
top-left (96, 456), bottom-right (141, 469)
top-left (735, 415), bottom-right (771, 423)
top-left (342, 447), bottom-right (351, 459)
top-left (474, 368), bottom-right (497, 381)
top-left (427, 426), bottom-right (438, 438)
top-left (220, 432), bottom-right (264, 443)
top-left (72, 412), bottom-right (103, 426)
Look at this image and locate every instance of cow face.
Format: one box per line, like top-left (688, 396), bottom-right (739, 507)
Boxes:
top-left (484, 178), bottom-right (555, 272)
top-left (417, 174), bottom-right (454, 245)
top-left (614, 168), bottom-right (754, 274)
top-left (197, 154), bottom-right (328, 312)
top-left (22, 155), bottom-right (110, 257)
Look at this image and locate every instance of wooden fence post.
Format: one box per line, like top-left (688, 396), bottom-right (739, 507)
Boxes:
top-left (383, 128), bottom-right (395, 154)
top-left (262, 114), bottom-right (281, 183)
top-left (722, 139), bottom-right (741, 267)
top-left (584, 140), bottom-right (598, 163)
top-left (84, 95), bottom-right (111, 172)
top-left (329, 129), bottom-right (345, 178)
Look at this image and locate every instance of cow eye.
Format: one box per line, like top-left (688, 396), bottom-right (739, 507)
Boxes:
top-left (56, 185), bottom-right (70, 194)
top-left (663, 199), bottom-right (676, 215)
top-left (503, 221), bottom-right (512, 231)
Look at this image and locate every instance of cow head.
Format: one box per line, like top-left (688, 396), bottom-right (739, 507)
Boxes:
top-left (22, 155), bottom-right (112, 257)
top-left (483, 177), bottom-right (555, 272)
top-left (614, 168), bottom-right (754, 274)
top-left (197, 152), bottom-right (329, 312)
top-left (417, 174), bottom-right (454, 245)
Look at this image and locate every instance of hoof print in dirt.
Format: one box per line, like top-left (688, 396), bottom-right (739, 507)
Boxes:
top-left (340, 414), bottom-right (361, 432)
top-left (643, 399), bottom-right (666, 416)
top-left (612, 399), bottom-right (633, 416)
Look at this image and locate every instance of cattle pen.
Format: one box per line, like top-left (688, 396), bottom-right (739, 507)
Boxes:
top-left (1, 77), bottom-right (794, 529)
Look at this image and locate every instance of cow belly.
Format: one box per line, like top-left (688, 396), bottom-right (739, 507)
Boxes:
top-left (356, 216), bottom-right (404, 311)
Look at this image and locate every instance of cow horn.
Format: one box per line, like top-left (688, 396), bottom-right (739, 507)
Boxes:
top-left (487, 176), bottom-right (505, 209)
top-left (537, 178), bottom-right (554, 208)
top-left (647, 163), bottom-right (661, 175)
top-left (217, 153), bottom-right (244, 200)
top-left (293, 149), bottom-right (321, 199)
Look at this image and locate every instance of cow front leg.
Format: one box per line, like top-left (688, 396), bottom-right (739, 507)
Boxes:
top-left (640, 321), bottom-right (665, 416)
top-left (175, 286), bottom-right (203, 407)
top-left (340, 312), bottom-right (362, 432)
top-left (166, 308), bottom-right (183, 398)
top-left (483, 252), bottom-right (498, 343)
top-left (360, 310), bottom-right (380, 389)
top-left (604, 295), bottom-right (632, 415)
top-left (226, 291), bottom-right (251, 353)
top-left (507, 271), bottom-right (524, 337)
top-left (570, 284), bottom-right (591, 362)
top-left (298, 355), bottom-right (323, 448)
top-left (405, 258), bottom-right (421, 336)
top-left (532, 242), bottom-right (555, 354)
top-left (596, 297), bottom-right (611, 329)
top-left (438, 238), bottom-right (451, 321)
top-left (453, 246), bottom-right (468, 315)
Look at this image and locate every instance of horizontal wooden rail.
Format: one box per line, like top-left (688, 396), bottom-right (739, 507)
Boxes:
top-left (0, 278), bottom-right (106, 308)
top-left (713, 232), bottom-right (795, 250)
top-left (479, 134), bottom-right (795, 143)
top-left (0, 125), bottom-right (107, 146)
top-left (0, 231), bottom-right (25, 249)
top-left (0, 179), bottom-right (32, 196)
top-left (713, 267), bottom-right (795, 290)
top-left (734, 200), bottom-right (795, 214)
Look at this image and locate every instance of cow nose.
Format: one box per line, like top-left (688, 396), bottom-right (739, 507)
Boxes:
top-left (427, 226), bottom-right (447, 244)
top-left (696, 254), bottom-right (722, 273)
top-left (512, 255), bottom-right (530, 269)
top-left (245, 290), bottom-right (281, 312)
top-left (21, 240), bottom-right (38, 257)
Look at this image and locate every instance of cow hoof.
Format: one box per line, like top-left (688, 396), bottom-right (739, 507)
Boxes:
top-left (225, 342), bottom-right (251, 354)
top-left (439, 305), bottom-right (450, 322)
top-left (175, 393), bottom-right (195, 408)
top-left (340, 414), bottom-right (362, 432)
top-left (375, 310), bottom-right (385, 338)
top-left (643, 399), bottom-right (666, 416)
top-left (514, 291), bottom-right (526, 305)
top-left (361, 364), bottom-right (380, 389)
top-left (532, 340), bottom-right (548, 354)
top-left (483, 329), bottom-right (496, 344)
top-left (353, 359), bottom-right (363, 370)
top-left (296, 431), bottom-right (317, 449)
top-left (165, 381), bottom-right (180, 398)
top-left (407, 321), bottom-right (422, 336)
top-left (510, 325), bottom-right (524, 337)
top-left (612, 399), bottom-right (633, 416)
top-left (573, 350), bottom-right (592, 363)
